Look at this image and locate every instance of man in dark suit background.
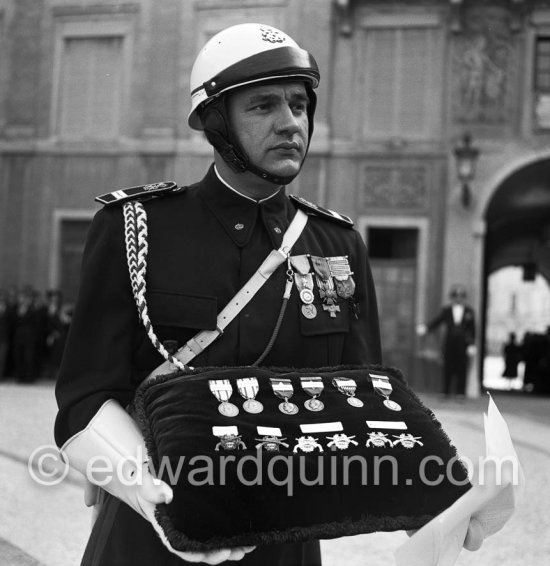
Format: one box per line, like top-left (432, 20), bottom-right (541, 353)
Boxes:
top-left (417, 284), bottom-right (476, 397)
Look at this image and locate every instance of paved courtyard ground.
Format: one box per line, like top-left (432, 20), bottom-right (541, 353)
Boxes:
top-left (0, 375), bottom-right (548, 566)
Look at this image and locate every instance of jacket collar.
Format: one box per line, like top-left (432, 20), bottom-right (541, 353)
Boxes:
top-left (198, 164), bottom-right (292, 248)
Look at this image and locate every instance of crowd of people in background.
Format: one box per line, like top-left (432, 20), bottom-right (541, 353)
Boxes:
top-left (0, 284), bottom-right (73, 383)
top-left (502, 328), bottom-right (550, 394)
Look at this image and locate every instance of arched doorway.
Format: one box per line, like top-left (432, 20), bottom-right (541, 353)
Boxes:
top-left (482, 158), bottom-right (550, 393)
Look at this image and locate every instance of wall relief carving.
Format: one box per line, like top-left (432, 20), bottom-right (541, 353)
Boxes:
top-left (453, 6), bottom-right (514, 124)
top-left (362, 165), bottom-right (428, 209)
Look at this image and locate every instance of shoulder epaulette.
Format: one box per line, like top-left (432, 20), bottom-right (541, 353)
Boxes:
top-left (289, 195), bottom-right (353, 227)
top-left (95, 181), bottom-right (184, 206)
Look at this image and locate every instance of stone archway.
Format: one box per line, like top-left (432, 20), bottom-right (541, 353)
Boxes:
top-left (484, 159), bottom-right (550, 280)
top-left (479, 156), bottom-right (550, 390)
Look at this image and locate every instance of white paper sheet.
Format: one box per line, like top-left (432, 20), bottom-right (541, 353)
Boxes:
top-left (394, 394), bottom-right (524, 566)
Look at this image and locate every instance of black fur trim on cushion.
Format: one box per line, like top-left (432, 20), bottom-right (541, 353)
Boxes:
top-left (132, 365), bottom-right (470, 552)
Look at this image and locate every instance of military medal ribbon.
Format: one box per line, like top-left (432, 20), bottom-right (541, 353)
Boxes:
top-left (332, 377), bottom-right (364, 407)
top-left (236, 377), bottom-right (264, 414)
top-left (270, 378), bottom-right (299, 415)
top-left (301, 376), bottom-right (325, 411)
top-left (209, 379), bottom-right (240, 417)
top-left (370, 373), bottom-right (402, 411)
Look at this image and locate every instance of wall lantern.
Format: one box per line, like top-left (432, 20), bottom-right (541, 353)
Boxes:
top-left (453, 132), bottom-right (480, 208)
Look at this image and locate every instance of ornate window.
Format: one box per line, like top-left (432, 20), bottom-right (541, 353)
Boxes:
top-left (357, 12), bottom-right (444, 140)
top-left (51, 20), bottom-right (133, 140)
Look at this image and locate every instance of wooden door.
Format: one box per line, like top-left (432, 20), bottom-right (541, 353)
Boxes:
top-left (59, 220), bottom-right (91, 304)
top-left (367, 227), bottom-right (418, 381)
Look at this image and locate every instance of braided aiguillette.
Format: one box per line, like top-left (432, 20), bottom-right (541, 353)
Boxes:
top-left (123, 201), bottom-right (187, 371)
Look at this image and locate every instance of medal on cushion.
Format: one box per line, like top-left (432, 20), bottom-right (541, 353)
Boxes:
top-left (270, 378), bottom-right (299, 415)
top-left (370, 373), bottom-right (402, 411)
top-left (255, 426), bottom-right (289, 452)
top-left (392, 433), bottom-right (423, 449)
top-left (300, 376), bottom-right (325, 411)
top-left (209, 379), bottom-right (239, 417)
top-left (212, 426), bottom-right (246, 451)
top-left (236, 377), bottom-right (264, 414)
top-left (332, 377), bottom-right (364, 407)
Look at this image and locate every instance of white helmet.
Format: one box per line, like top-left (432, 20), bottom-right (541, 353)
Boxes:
top-left (188, 23), bottom-right (320, 131)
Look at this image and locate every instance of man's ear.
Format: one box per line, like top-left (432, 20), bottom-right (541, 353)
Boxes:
top-left (199, 98), bottom-right (248, 173)
top-left (200, 99), bottom-right (230, 140)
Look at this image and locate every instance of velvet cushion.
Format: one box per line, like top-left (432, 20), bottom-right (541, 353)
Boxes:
top-left (132, 365), bottom-right (470, 552)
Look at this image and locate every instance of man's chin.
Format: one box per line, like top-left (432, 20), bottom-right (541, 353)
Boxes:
top-left (263, 159), bottom-right (303, 179)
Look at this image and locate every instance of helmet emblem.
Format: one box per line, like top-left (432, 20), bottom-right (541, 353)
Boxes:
top-left (260, 26), bottom-right (285, 44)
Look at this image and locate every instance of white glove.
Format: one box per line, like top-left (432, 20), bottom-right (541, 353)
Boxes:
top-left (60, 399), bottom-right (172, 518)
top-left (463, 517), bottom-right (484, 551)
top-left (61, 399), bottom-right (255, 563)
top-left (407, 515), bottom-right (485, 552)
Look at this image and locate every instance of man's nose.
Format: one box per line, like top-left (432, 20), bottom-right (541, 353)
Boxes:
top-left (274, 105), bottom-right (301, 135)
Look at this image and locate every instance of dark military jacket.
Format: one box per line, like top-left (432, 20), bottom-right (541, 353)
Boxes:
top-left (55, 165), bottom-right (381, 445)
top-left (53, 164), bottom-right (381, 566)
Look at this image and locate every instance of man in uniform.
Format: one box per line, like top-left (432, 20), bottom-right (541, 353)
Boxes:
top-left (55, 23), bottom-right (483, 566)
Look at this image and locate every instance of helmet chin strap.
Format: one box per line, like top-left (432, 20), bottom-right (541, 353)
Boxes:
top-left (245, 158), bottom-right (301, 186)
top-left (199, 87), bottom-right (316, 186)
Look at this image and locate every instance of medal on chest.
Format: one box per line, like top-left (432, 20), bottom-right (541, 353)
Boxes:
top-left (328, 256), bottom-right (356, 300)
top-left (290, 255), bottom-right (318, 319)
top-left (311, 256), bottom-right (340, 318)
